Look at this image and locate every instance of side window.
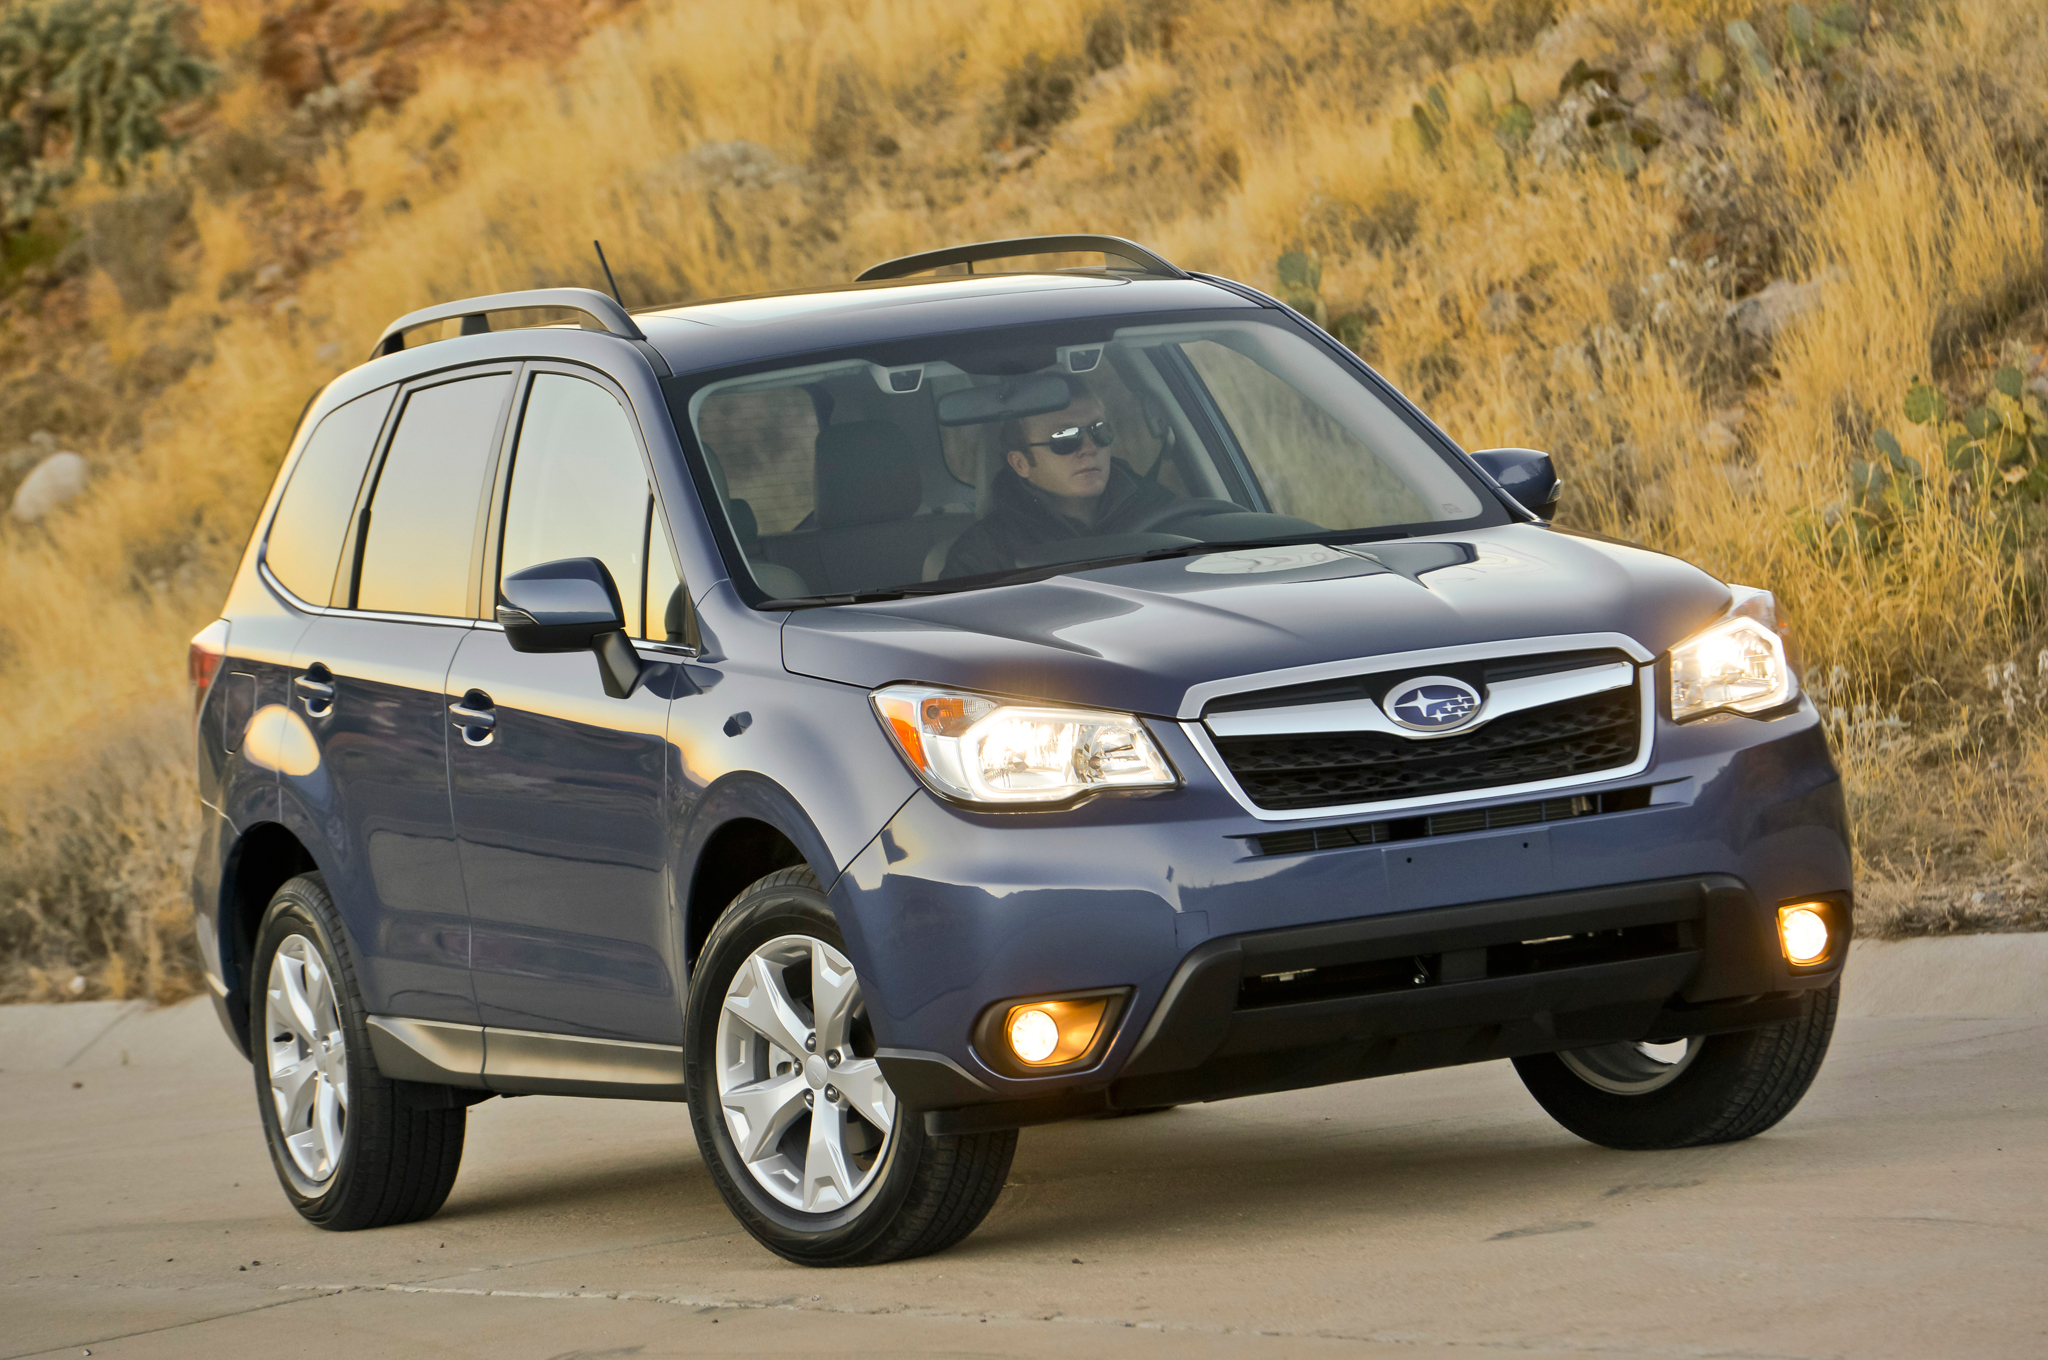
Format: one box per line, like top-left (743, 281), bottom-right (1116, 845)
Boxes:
top-left (499, 373), bottom-right (656, 637)
top-left (356, 373), bottom-right (512, 617)
top-left (266, 388), bottom-right (394, 605)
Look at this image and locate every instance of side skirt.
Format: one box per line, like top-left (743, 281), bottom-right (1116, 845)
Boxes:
top-left (367, 1016), bottom-right (687, 1101)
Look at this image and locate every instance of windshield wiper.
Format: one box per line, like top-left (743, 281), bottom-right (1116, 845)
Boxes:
top-left (970, 530), bottom-right (1420, 588)
top-left (758, 590), bottom-right (910, 609)
top-left (761, 530), bottom-right (1423, 608)
top-left (759, 581), bottom-right (991, 609)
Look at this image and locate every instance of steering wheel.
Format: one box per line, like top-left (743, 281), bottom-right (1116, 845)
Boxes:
top-left (1123, 498), bottom-right (1246, 534)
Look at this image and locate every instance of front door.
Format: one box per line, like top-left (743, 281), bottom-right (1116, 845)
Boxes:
top-left (447, 368), bottom-right (687, 1043)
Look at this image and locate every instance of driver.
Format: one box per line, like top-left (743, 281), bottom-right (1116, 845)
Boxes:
top-left (942, 378), bottom-right (1179, 578)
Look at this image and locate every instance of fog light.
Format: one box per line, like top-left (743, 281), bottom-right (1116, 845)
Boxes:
top-left (1778, 905), bottom-right (1831, 966)
top-left (1007, 1008), bottom-right (1060, 1064)
top-left (1004, 997), bottom-right (1111, 1067)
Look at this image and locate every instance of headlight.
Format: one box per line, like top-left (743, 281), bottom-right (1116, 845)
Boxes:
top-left (871, 683), bottom-right (1178, 805)
top-left (1670, 590), bottom-right (1797, 721)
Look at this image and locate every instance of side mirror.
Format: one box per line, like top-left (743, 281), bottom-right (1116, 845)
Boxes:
top-left (497, 557), bottom-right (642, 698)
top-left (1470, 448), bottom-right (1561, 521)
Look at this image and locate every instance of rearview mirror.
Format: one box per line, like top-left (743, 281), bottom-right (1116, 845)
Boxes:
top-left (1470, 448), bottom-right (1561, 520)
top-left (936, 373), bottom-right (1073, 427)
top-left (497, 557), bottom-right (642, 698)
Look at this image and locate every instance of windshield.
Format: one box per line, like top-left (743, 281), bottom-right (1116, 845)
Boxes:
top-left (670, 311), bottom-right (1503, 603)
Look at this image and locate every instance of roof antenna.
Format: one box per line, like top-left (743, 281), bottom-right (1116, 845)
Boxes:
top-left (593, 239), bottom-right (624, 307)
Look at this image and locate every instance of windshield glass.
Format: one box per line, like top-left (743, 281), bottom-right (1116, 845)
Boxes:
top-left (673, 311), bottom-right (1502, 603)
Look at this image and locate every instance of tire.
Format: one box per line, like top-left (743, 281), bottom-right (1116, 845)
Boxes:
top-left (1513, 979), bottom-right (1840, 1150)
top-left (250, 873), bottom-right (467, 1230)
top-left (685, 866), bottom-right (1016, 1266)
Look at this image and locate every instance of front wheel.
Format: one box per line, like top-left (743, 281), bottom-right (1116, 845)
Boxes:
top-left (1513, 980), bottom-right (1840, 1150)
top-left (685, 867), bottom-right (1015, 1266)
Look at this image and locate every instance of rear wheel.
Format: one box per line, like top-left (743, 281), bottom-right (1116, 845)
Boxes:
top-left (251, 873), bottom-right (467, 1229)
top-left (685, 867), bottom-right (1015, 1266)
top-left (1513, 980), bottom-right (1839, 1150)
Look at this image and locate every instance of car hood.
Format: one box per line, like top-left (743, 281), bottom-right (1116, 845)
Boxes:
top-left (780, 526), bottom-right (1732, 718)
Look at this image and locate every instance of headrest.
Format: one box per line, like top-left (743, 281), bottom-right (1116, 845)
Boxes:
top-left (814, 421), bottom-right (922, 528)
top-left (702, 443), bottom-right (737, 501)
top-left (700, 444), bottom-right (757, 545)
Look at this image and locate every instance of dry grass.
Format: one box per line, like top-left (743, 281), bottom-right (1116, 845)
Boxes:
top-left (4, 0), bottom-right (2048, 998)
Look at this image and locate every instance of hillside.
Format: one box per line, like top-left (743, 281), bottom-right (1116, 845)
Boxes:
top-left (2, 0), bottom-right (2046, 1001)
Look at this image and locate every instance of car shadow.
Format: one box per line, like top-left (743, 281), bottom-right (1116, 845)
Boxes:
top-left (953, 1099), bottom-right (1715, 1254)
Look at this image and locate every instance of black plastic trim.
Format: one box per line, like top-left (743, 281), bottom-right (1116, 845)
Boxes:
top-left (857, 234), bottom-right (1188, 282)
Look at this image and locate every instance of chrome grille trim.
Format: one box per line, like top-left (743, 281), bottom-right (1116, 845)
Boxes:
top-left (1180, 633), bottom-right (1658, 822)
top-left (1204, 659), bottom-right (1634, 741)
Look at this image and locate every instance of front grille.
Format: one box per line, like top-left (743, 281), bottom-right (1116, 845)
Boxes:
top-left (1213, 686), bottom-right (1641, 811)
top-left (1251, 785), bottom-right (1653, 856)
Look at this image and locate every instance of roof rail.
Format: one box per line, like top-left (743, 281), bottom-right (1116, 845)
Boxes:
top-left (371, 287), bottom-right (647, 359)
top-left (855, 234), bottom-right (1188, 284)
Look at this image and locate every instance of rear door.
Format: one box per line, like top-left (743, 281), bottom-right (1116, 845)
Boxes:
top-left (446, 366), bottom-right (688, 1043)
top-left (286, 367), bottom-right (516, 1024)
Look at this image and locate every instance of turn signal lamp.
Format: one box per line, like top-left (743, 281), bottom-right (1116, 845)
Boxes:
top-left (1778, 904), bottom-right (1831, 966)
top-left (1004, 997), bottom-right (1111, 1067)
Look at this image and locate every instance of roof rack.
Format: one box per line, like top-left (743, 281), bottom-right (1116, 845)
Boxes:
top-left (855, 234), bottom-right (1188, 284)
top-left (371, 287), bottom-right (646, 359)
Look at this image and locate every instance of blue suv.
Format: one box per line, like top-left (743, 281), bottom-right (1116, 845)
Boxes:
top-left (188, 235), bottom-right (1849, 1265)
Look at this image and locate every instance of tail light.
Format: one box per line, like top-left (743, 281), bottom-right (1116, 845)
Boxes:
top-left (190, 620), bottom-right (230, 715)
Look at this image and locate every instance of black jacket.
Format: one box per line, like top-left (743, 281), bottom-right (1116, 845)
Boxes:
top-left (942, 461), bottom-right (1180, 579)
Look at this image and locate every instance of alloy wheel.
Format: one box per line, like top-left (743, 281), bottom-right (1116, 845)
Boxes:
top-left (1558, 1037), bottom-right (1700, 1095)
top-left (714, 933), bottom-right (898, 1213)
top-left (265, 934), bottom-right (349, 1186)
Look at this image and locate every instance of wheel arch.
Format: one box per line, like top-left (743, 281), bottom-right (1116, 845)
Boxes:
top-left (217, 820), bottom-right (320, 1056)
top-left (677, 772), bottom-right (900, 983)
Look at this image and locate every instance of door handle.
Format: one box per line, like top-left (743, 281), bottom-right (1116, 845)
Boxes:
top-left (295, 669), bottom-right (335, 717)
top-left (449, 691), bottom-right (496, 746)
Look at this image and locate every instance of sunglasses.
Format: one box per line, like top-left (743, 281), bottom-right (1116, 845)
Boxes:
top-left (1027, 419), bottom-right (1116, 456)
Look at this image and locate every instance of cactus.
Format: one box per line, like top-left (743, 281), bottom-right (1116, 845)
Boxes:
top-left (1453, 70), bottom-right (1492, 124)
top-left (1693, 42), bottom-right (1728, 91)
top-left (1724, 21), bottom-right (1778, 90)
top-left (1494, 90), bottom-right (1534, 148)
top-left (1880, 369), bottom-right (2048, 497)
top-left (1817, 369), bottom-right (2048, 557)
top-left (0, 0), bottom-right (214, 237)
top-left (1785, 2), bottom-right (1860, 67)
top-left (1275, 251), bottom-right (1327, 325)
top-left (1422, 83), bottom-right (1450, 130)
top-left (1330, 310), bottom-right (1374, 354)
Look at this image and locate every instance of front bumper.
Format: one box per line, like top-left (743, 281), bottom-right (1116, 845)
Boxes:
top-left (831, 701), bottom-right (1850, 1130)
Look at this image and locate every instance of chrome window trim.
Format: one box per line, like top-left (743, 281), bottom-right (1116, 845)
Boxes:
top-left (472, 616), bottom-right (702, 658)
top-left (636, 639), bottom-right (703, 659)
top-left (1180, 634), bottom-right (1658, 823)
top-left (259, 558), bottom-right (479, 629)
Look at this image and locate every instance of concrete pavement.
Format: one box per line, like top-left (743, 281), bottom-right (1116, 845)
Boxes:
top-left (3, 937), bottom-right (2044, 1358)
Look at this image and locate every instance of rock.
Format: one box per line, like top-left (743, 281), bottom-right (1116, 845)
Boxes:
top-left (1699, 405), bottom-right (1746, 453)
top-left (1731, 277), bottom-right (1828, 342)
top-left (10, 451), bottom-right (89, 523)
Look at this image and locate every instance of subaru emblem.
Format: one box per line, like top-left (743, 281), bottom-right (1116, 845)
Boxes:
top-left (1385, 676), bottom-right (1484, 733)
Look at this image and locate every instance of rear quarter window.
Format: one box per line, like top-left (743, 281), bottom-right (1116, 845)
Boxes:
top-left (265, 388), bottom-right (394, 606)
